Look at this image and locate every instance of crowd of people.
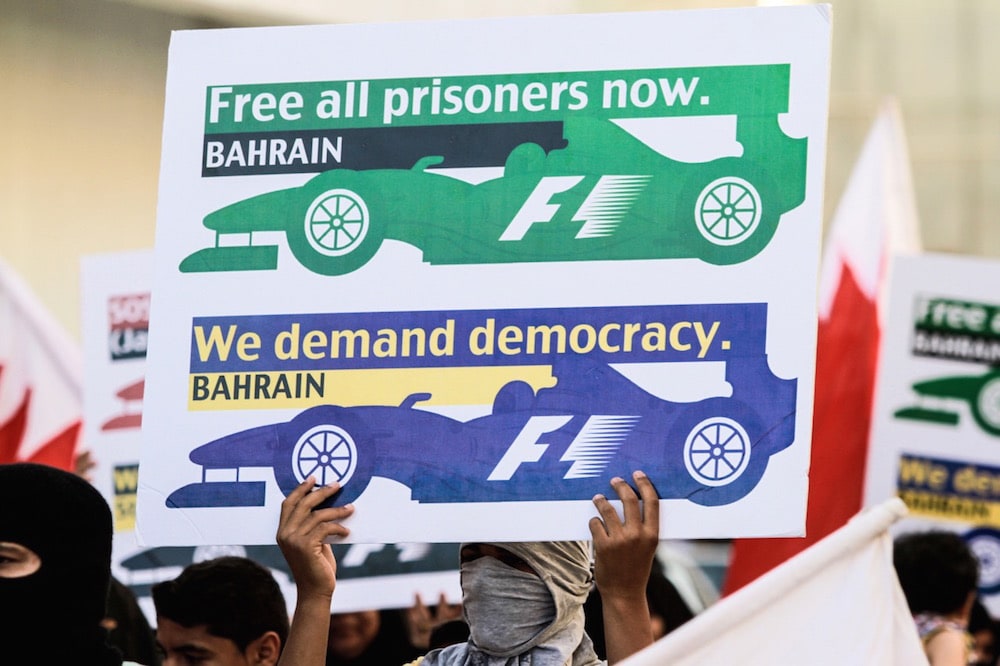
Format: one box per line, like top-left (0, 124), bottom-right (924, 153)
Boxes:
top-left (4, 460), bottom-right (1000, 665)
top-left (1, 463), bottom-right (674, 665)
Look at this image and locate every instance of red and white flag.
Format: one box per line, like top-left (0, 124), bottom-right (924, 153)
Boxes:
top-left (0, 258), bottom-right (83, 470)
top-left (723, 99), bottom-right (922, 593)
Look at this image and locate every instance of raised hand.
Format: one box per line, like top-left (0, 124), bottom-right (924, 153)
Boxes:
top-left (590, 470), bottom-right (660, 664)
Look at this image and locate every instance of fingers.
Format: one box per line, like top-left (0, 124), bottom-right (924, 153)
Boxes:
top-left (305, 505), bottom-right (354, 539)
top-left (290, 500), bottom-right (354, 537)
top-left (633, 470), bottom-right (660, 530)
top-left (434, 592), bottom-right (462, 622)
top-left (308, 518), bottom-right (352, 542)
top-left (283, 475), bottom-right (318, 504)
top-left (591, 471), bottom-right (660, 535)
top-left (277, 478), bottom-right (354, 544)
top-left (279, 476), bottom-right (318, 526)
top-left (282, 478), bottom-right (342, 519)
top-left (299, 479), bottom-right (343, 511)
top-left (589, 515), bottom-right (609, 540)
top-left (591, 490), bottom-right (620, 536)
top-left (612, 475), bottom-right (642, 528)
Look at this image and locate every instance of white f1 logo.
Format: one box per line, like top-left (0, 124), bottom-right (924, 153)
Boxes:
top-left (488, 415), bottom-right (638, 481)
top-left (488, 416), bottom-right (572, 480)
top-left (499, 175), bottom-right (650, 242)
top-left (499, 177), bottom-right (584, 241)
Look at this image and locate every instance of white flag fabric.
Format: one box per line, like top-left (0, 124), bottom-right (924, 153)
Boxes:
top-left (0, 257), bottom-right (82, 468)
top-left (623, 498), bottom-right (928, 666)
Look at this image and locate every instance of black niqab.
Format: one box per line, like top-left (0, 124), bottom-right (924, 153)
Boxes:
top-left (0, 463), bottom-right (123, 665)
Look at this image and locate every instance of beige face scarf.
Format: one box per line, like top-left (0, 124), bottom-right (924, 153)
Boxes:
top-left (462, 556), bottom-right (556, 654)
top-left (420, 541), bottom-right (603, 666)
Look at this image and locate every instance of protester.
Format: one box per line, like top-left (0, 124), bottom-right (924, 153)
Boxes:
top-left (106, 576), bottom-right (161, 666)
top-left (276, 470), bottom-right (659, 665)
top-left (324, 608), bottom-right (424, 665)
top-left (894, 530), bottom-right (979, 665)
top-left (406, 592), bottom-right (464, 652)
top-left (0, 462), bottom-right (137, 665)
top-left (152, 556), bottom-right (289, 666)
top-left (274, 481), bottom-right (355, 666)
top-left (321, 589), bottom-right (461, 664)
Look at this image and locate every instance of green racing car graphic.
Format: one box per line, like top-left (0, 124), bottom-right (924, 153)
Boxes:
top-left (895, 368), bottom-right (1000, 437)
top-left (180, 112), bottom-right (807, 276)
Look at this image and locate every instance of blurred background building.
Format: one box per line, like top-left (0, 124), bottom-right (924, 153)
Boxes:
top-left (2, 0), bottom-right (998, 338)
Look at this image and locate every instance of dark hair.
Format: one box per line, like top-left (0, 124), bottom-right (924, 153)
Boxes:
top-left (107, 577), bottom-right (160, 665)
top-left (893, 530), bottom-right (979, 615)
top-left (152, 556), bottom-right (289, 651)
top-left (969, 597), bottom-right (993, 634)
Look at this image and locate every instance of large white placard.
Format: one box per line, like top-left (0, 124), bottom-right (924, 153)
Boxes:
top-left (139, 7), bottom-right (832, 544)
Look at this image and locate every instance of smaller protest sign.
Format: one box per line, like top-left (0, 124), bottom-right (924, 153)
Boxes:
top-left (865, 252), bottom-right (1000, 615)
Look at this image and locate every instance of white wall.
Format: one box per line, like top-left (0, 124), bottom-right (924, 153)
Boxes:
top-left (0, 0), bottom-right (208, 336)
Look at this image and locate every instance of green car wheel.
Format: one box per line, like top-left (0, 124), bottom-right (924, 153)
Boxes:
top-left (286, 188), bottom-right (384, 276)
top-left (306, 189), bottom-right (370, 255)
top-left (694, 176), bottom-right (762, 247)
top-left (974, 377), bottom-right (1000, 436)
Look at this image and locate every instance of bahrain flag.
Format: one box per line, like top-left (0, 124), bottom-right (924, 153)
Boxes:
top-left (0, 258), bottom-right (82, 470)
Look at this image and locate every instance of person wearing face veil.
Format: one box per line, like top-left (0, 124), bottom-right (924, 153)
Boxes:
top-left (425, 541), bottom-right (600, 666)
top-left (0, 462), bottom-right (132, 666)
top-left (274, 472), bottom-right (660, 666)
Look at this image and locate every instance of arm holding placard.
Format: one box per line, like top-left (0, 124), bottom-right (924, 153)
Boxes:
top-left (276, 472), bottom-right (659, 666)
top-left (591, 471), bottom-right (660, 664)
top-left (275, 478), bottom-right (353, 666)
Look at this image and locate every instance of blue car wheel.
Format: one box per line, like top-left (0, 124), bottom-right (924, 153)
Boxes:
top-left (272, 407), bottom-right (375, 506)
top-left (683, 415), bottom-right (751, 487)
top-left (292, 424), bottom-right (359, 488)
top-left (965, 527), bottom-right (1000, 595)
top-left (670, 397), bottom-right (768, 506)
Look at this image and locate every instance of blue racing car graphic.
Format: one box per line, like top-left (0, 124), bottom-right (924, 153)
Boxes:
top-left (167, 354), bottom-right (796, 509)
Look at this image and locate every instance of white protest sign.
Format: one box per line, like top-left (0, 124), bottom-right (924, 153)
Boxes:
top-left (865, 253), bottom-right (1000, 614)
top-left (139, 7), bottom-right (832, 544)
top-left (82, 250), bottom-right (182, 621)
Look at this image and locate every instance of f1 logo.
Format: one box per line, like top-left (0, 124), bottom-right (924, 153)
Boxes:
top-left (488, 415), bottom-right (640, 481)
top-left (499, 175), bottom-right (650, 242)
